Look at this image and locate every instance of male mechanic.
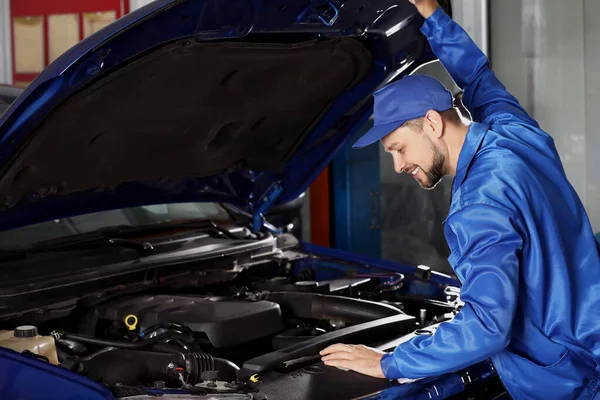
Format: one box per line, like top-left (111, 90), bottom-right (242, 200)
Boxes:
top-left (320, 0), bottom-right (600, 399)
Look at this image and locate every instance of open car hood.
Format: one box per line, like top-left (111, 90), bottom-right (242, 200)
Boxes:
top-left (0, 0), bottom-right (447, 230)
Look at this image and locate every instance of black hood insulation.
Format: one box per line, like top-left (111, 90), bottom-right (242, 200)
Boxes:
top-left (0, 37), bottom-right (372, 208)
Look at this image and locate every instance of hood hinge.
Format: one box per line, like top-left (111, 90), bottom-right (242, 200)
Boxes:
top-left (297, 0), bottom-right (340, 27)
top-left (312, 0), bottom-right (339, 27)
top-left (252, 182), bottom-right (284, 232)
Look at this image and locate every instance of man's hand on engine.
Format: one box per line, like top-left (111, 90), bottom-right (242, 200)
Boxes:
top-left (320, 343), bottom-right (387, 379)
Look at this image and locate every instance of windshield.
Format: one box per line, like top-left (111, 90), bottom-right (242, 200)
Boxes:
top-left (0, 202), bottom-right (231, 249)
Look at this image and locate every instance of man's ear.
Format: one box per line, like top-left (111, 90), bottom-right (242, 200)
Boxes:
top-left (424, 110), bottom-right (444, 138)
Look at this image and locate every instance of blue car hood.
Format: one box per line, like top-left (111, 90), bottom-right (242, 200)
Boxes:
top-left (0, 0), bottom-right (444, 230)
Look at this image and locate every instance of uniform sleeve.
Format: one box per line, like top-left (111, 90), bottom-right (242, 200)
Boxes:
top-left (380, 204), bottom-right (522, 379)
top-left (420, 7), bottom-right (538, 128)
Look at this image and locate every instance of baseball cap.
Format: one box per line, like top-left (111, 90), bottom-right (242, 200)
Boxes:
top-left (352, 75), bottom-right (454, 149)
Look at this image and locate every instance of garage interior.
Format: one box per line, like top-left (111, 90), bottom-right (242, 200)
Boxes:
top-left (1, 0), bottom-right (599, 274)
top-left (0, 0), bottom-right (599, 399)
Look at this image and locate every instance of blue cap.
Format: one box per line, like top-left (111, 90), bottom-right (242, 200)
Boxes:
top-left (352, 75), bottom-right (454, 149)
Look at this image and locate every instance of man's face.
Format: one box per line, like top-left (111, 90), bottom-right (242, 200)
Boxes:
top-left (381, 121), bottom-right (446, 190)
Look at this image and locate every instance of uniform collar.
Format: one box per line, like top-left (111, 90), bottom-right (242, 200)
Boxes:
top-left (451, 122), bottom-right (488, 194)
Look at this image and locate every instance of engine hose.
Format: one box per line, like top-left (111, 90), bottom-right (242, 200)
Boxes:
top-left (264, 292), bottom-right (403, 324)
top-left (189, 352), bottom-right (216, 383)
top-left (82, 350), bottom-right (186, 387)
top-left (136, 323), bottom-right (193, 340)
top-left (56, 346), bottom-right (72, 363)
top-left (81, 349), bottom-right (239, 387)
top-left (55, 338), bottom-right (88, 355)
top-left (214, 358), bottom-right (240, 381)
top-left (150, 339), bottom-right (200, 354)
top-left (52, 330), bottom-right (191, 350)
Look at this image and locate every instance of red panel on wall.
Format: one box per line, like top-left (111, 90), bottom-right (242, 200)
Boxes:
top-left (10, 0), bottom-right (127, 19)
top-left (310, 167), bottom-right (331, 247)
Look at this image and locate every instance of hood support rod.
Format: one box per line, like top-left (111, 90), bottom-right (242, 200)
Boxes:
top-left (252, 182), bottom-right (284, 232)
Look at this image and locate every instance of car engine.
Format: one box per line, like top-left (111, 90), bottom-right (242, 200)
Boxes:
top-left (0, 233), bottom-right (463, 399)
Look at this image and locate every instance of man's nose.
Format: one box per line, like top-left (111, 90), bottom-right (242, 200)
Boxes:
top-left (393, 154), bottom-right (406, 174)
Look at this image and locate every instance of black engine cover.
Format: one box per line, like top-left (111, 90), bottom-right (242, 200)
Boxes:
top-left (81, 295), bottom-right (283, 348)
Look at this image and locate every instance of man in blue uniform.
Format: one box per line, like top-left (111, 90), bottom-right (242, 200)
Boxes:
top-left (320, 0), bottom-right (600, 398)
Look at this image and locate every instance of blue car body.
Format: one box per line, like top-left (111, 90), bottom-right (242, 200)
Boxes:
top-left (0, 0), bottom-right (438, 231)
top-left (0, 1), bottom-right (507, 399)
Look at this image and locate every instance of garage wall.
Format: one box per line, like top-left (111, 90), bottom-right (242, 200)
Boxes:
top-left (583, 0), bottom-right (600, 233)
top-left (0, 0), bottom-right (12, 84)
top-left (491, 0), bottom-right (600, 232)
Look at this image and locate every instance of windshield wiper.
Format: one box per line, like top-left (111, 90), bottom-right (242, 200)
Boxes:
top-left (29, 220), bottom-right (240, 252)
top-left (0, 237), bottom-right (153, 261)
top-left (36, 236), bottom-right (154, 252)
top-left (0, 220), bottom-right (243, 261)
top-left (24, 224), bottom-right (155, 252)
top-left (107, 220), bottom-right (241, 240)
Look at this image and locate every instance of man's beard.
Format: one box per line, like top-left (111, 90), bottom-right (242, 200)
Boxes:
top-left (419, 139), bottom-right (445, 190)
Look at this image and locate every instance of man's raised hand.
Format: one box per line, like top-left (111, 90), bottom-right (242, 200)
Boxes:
top-left (408, 0), bottom-right (439, 19)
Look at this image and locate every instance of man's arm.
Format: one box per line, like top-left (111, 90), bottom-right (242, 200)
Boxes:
top-left (379, 204), bottom-right (521, 379)
top-left (321, 204), bottom-right (522, 379)
top-left (411, 0), bottom-right (538, 128)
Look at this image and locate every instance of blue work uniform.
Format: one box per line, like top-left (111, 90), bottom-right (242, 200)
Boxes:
top-left (379, 7), bottom-right (600, 400)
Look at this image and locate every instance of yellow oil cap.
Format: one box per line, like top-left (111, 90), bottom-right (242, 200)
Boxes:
top-left (249, 374), bottom-right (260, 383)
top-left (124, 314), bottom-right (138, 331)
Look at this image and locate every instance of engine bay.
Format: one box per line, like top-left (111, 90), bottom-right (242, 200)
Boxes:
top-left (0, 232), bottom-right (465, 399)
